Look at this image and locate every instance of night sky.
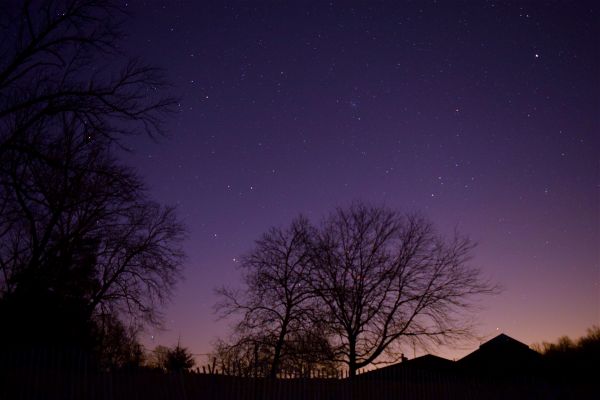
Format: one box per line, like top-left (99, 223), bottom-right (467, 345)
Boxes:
top-left (119, 1), bottom-right (598, 362)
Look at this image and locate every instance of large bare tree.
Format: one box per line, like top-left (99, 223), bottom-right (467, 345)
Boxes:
top-left (0, 0), bottom-right (183, 357)
top-left (0, 117), bottom-right (185, 349)
top-left (310, 203), bottom-right (497, 377)
top-left (215, 217), bottom-right (321, 378)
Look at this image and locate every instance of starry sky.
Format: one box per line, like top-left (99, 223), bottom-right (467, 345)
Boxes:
top-left (119, 1), bottom-right (598, 362)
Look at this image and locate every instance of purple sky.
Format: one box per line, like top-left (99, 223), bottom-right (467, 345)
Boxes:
top-left (119, 1), bottom-right (598, 363)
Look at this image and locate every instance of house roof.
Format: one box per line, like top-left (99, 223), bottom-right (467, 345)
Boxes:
top-left (402, 354), bottom-right (454, 369)
top-left (357, 354), bottom-right (454, 380)
top-left (357, 334), bottom-right (542, 380)
top-left (458, 333), bottom-right (542, 373)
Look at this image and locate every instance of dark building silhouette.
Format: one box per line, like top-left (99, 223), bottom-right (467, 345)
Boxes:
top-left (457, 333), bottom-right (543, 377)
top-left (358, 354), bottom-right (454, 380)
top-left (358, 333), bottom-right (543, 380)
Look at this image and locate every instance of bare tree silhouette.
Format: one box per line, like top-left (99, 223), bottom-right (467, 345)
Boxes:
top-left (0, 1), bottom-right (183, 361)
top-left (215, 217), bottom-right (326, 378)
top-left (310, 203), bottom-right (498, 377)
top-left (0, 108), bottom-right (185, 352)
top-left (0, 0), bottom-right (176, 156)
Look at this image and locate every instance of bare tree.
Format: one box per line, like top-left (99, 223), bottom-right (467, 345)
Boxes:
top-left (0, 127), bottom-right (185, 348)
top-left (0, 0), bottom-right (176, 156)
top-left (310, 202), bottom-right (497, 377)
top-left (215, 217), bottom-right (318, 378)
top-left (0, 0), bottom-right (184, 356)
top-left (95, 314), bottom-right (145, 370)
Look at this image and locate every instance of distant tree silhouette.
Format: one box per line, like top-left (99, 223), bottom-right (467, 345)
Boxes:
top-left (0, 0), bottom-right (183, 364)
top-left (95, 315), bottom-right (145, 370)
top-left (165, 344), bottom-right (195, 372)
top-left (533, 326), bottom-right (600, 381)
top-left (147, 345), bottom-right (171, 370)
top-left (211, 337), bottom-right (277, 377)
top-left (310, 203), bottom-right (498, 377)
top-left (149, 343), bottom-right (195, 373)
top-left (215, 217), bottom-right (324, 378)
top-left (577, 326), bottom-right (600, 355)
top-left (212, 328), bottom-right (338, 377)
top-left (281, 329), bottom-right (339, 377)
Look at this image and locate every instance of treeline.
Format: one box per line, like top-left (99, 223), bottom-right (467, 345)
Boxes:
top-left (533, 326), bottom-right (600, 381)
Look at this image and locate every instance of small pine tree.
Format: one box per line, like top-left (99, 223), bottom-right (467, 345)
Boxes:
top-left (164, 343), bottom-right (195, 372)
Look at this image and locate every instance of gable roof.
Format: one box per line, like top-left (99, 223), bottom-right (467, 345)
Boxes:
top-left (357, 354), bottom-right (454, 380)
top-left (480, 333), bottom-right (531, 350)
top-left (458, 333), bottom-right (542, 373)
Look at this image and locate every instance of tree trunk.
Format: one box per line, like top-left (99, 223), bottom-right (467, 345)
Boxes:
top-left (348, 336), bottom-right (357, 378)
top-left (270, 317), bottom-right (289, 378)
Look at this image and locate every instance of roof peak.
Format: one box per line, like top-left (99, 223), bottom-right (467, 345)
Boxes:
top-left (479, 333), bottom-right (530, 350)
